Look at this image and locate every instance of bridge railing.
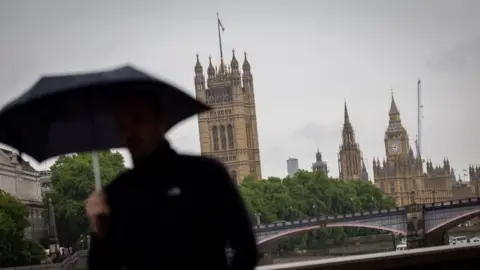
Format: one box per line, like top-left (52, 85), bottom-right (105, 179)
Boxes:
top-left (423, 197), bottom-right (480, 210)
top-left (255, 197), bottom-right (480, 233)
top-left (257, 243), bottom-right (480, 270)
top-left (254, 207), bottom-right (406, 232)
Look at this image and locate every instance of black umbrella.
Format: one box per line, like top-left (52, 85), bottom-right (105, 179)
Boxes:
top-left (0, 65), bottom-right (210, 189)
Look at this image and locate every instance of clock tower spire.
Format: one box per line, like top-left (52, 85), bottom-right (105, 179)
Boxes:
top-left (384, 93), bottom-right (408, 163)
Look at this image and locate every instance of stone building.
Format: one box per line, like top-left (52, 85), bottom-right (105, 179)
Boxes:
top-left (338, 102), bottom-right (367, 180)
top-left (469, 165), bottom-right (480, 197)
top-left (194, 51), bottom-right (262, 183)
top-left (0, 148), bottom-right (45, 241)
top-left (312, 149), bottom-right (329, 176)
top-left (373, 95), bottom-right (452, 206)
top-left (452, 178), bottom-right (472, 200)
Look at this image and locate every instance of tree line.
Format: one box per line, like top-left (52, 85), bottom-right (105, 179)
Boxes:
top-left (239, 170), bottom-right (396, 250)
top-left (0, 152), bottom-right (395, 265)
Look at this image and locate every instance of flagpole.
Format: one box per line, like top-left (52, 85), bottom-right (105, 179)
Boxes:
top-left (217, 12), bottom-right (224, 60)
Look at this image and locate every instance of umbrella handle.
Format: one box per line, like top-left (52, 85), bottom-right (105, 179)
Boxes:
top-left (91, 152), bottom-right (102, 190)
top-left (91, 152), bottom-right (109, 236)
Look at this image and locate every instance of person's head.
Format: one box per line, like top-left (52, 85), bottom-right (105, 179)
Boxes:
top-left (112, 91), bottom-right (166, 163)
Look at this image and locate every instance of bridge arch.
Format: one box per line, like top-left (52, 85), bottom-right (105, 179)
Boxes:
top-left (257, 223), bottom-right (406, 245)
top-left (426, 209), bottom-right (480, 234)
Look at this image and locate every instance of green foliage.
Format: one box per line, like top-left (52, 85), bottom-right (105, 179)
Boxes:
top-left (239, 170), bottom-right (396, 250)
top-left (0, 190), bottom-right (46, 267)
top-left (46, 151), bottom-right (126, 247)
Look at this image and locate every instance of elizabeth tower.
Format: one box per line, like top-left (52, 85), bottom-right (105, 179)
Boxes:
top-left (194, 49), bottom-right (262, 184)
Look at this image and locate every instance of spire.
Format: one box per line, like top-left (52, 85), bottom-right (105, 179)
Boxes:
top-left (207, 55), bottom-right (215, 76)
top-left (194, 53), bottom-right (203, 73)
top-left (389, 92), bottom-right (400, 116)
top-left (231, 48), bottom-right (239, 69)
top-left (243, 51), bottom-right (251, 71)
top-left (344, 100), bottom-right (351, 125)
top-left (341, 101), bottom-right (356, 145)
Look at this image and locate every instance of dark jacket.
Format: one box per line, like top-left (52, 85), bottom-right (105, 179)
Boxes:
top-left (88, 143), bottom-right (258, 270)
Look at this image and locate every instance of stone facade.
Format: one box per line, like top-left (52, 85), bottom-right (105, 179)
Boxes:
top-left (373, 95), bottom-right (452, 206)
top-left (338, 102), bottom-right (367, 180)
top-left (452, 181), bottom-right (472, 200)
top-left (469, 165), bottom-right (480, 197)
top-left (194, 51), bottom-right (262, 183)
top-left (0, 148), bottom-right (45, 242)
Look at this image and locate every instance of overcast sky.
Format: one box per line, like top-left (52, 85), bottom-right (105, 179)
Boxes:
top-left (0, 0), bottom-right (479, 180)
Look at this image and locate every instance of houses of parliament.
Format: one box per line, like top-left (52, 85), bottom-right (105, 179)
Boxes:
top-left (337, 95), bottom-right (479, 206)
top-left (192, 47), bottom-right (478, 206)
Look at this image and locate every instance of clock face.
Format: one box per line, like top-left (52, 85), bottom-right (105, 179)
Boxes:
top-left (389, 142), bottom-right (401, 153)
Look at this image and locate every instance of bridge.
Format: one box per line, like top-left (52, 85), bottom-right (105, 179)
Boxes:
top-left (253, 197), bottom-right (480, 249)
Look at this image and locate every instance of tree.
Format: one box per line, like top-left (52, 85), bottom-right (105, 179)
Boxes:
top-left (46, 151), bottom-right (126, 247)
top-left (0, 190), bottom-right (46, 267)
top-left (239, 171), bottom-right (397, 250)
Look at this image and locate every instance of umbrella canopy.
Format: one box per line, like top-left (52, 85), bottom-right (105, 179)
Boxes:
top-left (0, 65), bottom-right (210, 162)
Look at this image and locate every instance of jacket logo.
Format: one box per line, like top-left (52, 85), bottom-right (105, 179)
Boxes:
top-left (167, 186), bottom-right (182, 196)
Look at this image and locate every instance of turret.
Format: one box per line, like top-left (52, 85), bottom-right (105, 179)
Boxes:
top-left (230, 49), bottom-right (241, 85)
top-left (242, 51), bottom-right (252, 88)
top-left (194, 54), bottom-right (206, 101)
top-left (207, 56), bottom-right (215, 86)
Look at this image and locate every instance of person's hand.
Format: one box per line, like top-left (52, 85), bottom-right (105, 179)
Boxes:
top-left (85, 191), bottom-right (109, 234)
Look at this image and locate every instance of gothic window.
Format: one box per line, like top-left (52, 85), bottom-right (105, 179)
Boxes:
top-left (212, 126), bottom-right (219, 151)
top-left (220, 125), bottom-right (227, 150)
top-left (246, 123), bottom-right (252, 148)
top-left (227, 124), bottom-right (235, 149)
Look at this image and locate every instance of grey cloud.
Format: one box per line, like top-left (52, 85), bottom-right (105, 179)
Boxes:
top-left (295, 122), bottom-right (340, 144)
top-left (0, 0), bottom-right (479, 179)
top-left (426, 36), bottom-right (480, 73)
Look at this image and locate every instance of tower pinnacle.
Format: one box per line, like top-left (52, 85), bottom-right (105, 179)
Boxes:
top-left (344, 100), bottom-right (351, 125)
top-left (389, 93), bottom-right (400, 116)
top-left (194, 53), bottom-right (203, 73)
